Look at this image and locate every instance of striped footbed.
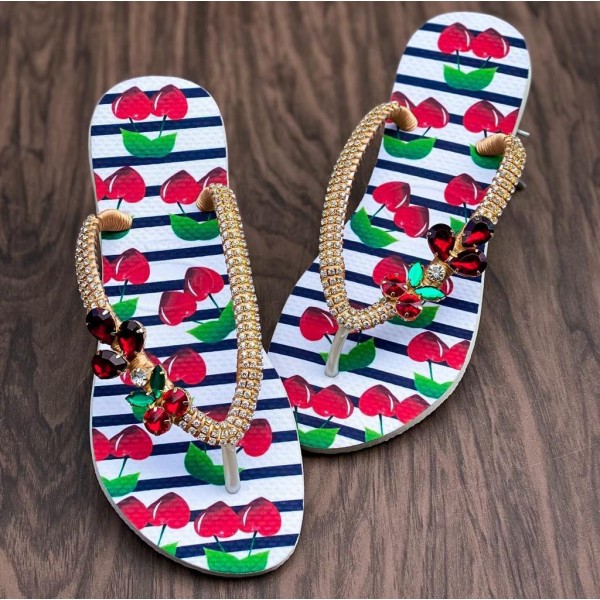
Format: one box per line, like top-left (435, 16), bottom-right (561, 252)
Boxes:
top-left (269, 12), bottom-right (531, 452)
top-left (89, 77), bottom-right (303, 576)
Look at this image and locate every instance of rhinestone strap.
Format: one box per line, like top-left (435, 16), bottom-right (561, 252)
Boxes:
top-left (76, 184), bottom-right (262, 446)
top-left (472, 134), bottom-right (526, 224)
top-left (319, 103), bottom-right (527, 333)
top-left (319, 102), bottom-right (417, 332)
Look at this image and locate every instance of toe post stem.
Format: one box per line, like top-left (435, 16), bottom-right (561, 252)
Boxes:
top-left (325, 326), bottom-right (351, 378)
top-left (222, 445), bottom-right (241, 494)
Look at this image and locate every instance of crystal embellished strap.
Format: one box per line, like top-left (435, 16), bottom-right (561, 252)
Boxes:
top-left (319, 102), bottom-right (418, 332)
top-left (319, 103), bottom-right (526, 334)
top-left (75, 184), bottom-right (262, 446)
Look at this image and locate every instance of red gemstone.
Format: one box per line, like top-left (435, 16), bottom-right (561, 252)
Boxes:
top-left (462, 216), bottom-right (494, 247)
top-left (162, 388), bottom-right (190, 417)
top-left (86, 308), bottom-right (116, 345)
top-left (116, 320), bottom-right (145, 360)
top-left (396, 300), bottom-right (423, 321)
top-left (92, 350), bottom-right (127, 379)
top-left (143, 407), bottom-right (172, 435)
top-left (398, 292), bottom-right (420, 304)
top-left (381, 274), bottom-right (406, 298)
top-left (426, 224), bottom-right (455, 260)
top-left (449, 250), bottom-right (488, 276)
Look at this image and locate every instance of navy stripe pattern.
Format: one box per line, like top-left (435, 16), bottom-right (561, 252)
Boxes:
top-left (268, 12), bottom-right (530, 451)
top-left (89, 77), bottom-right (303, 575)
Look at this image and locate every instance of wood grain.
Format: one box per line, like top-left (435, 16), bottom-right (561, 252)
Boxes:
top-left (0, 2), bottom-right (599, 597)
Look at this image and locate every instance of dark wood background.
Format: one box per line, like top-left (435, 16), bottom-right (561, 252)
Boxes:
top-left (1, 2), bottom-right (599, 598)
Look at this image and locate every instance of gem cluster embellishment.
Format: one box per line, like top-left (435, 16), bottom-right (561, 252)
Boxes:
top-left (76, 185), bottom-right (263, 446)
top-left (319, 109), bottom-right (526, 327)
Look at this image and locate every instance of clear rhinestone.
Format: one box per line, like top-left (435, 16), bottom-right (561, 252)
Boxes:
top-left (426, 263), bottom-right (446, 283)
top-left (130, 368), bottom-right (149, 387)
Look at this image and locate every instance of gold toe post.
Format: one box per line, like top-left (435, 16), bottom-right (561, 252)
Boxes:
top-left (76, 185), bottom-right (263, 494)
top-left (319, 101), bottom-right (527, 377)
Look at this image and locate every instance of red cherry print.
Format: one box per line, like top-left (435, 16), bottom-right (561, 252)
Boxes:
top-left (160, 171), bottom-right (201, 205)
top-left (112, 87), bottom-right (152, 121)
top-left (393, 205), bottom-right (429, 238)
top-left (92, 428), bottom-right (111, 461)
top-left (238, 498), bottom-right (282, 537)
top-left (164, 348), bottom-right (206, 385)
top-left (117, 497), bottom-right (150, 530)
top-left (158, 291), bottom-right (197, 326)
top-left (372, 181), bottom-right (411, 212)
top-left (390, 91), bottom-right (415, 112)
top-left (445, 340), bottom-right (470, 370)
top-left (150, 85), bottom-right (188, 120)
top-left (238, 419), bottom-right (273, 457)
top-left (206, 407), bottom-right (229, 422)
top-left (283, 375), bottom-right (314, 409)
top-left (358, 385), bottom-right (399, 417)
top-left (499, 109), bottom-right (519, 135)
top-left (444, 174), bottom-right (482, 207)
top-left (194, 501), bottom-right (241, 539)
top-left (372, 255), bottom-right (408, 286)
top-left (102, 257), bottom-right (113, 284)
top-left (312, 385), bottom-right (354, 419)
top-left (112, 249), bottom-right (150, 285)
top-left (407, 332), bottom-right (449, 363)
top-left (438, 23), bottom-right (472, 54)
top-left (298, 307), bottom-right (338, 341)
top-left (184, 267), bottom-right (224, 301)
top-left (110, 425), bottom-right (153, 461)
top-left (395, 395), bottom-right (429, 423)
top-left (472, 28), bottom-right (510, 59)
top-left (148, 493), bottom-right (190, 529)
top-left (104, 167), bottom-right (146, 203)
top-left (94, 173), bottom-right (107, 200)
top-left (413, 98), bottom-right (449, 129)
top-left (198, 167), bottom-right (228, 190)
top-left (463, 101), bottom-right (503, 133)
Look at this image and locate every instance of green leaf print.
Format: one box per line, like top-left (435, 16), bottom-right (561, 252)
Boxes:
top-left (350, 208), bottom-right (397, 249)
top-left (414, 373), bottom-right (452, 399)
top-left (470, 145), bottom-right (502, 170)
top-left (102, 230), bottom-right (129, 240)
top-left (205, 549), bottom-right (269, 574)
top-left (112, 298), bottom-right (138, 321)
top-left (383, 136), bottom-right (436, 160)
top-left (297, 427), bottom-right (339, 449)
top-left (121, 129), bottom-right (177, 158)
top-left (188, 301), bottom-right (235, 343)
top-left (444, 65), bottom-right (498, 91)
top-left (101, 473), bottom-right (139, 497)
top-left (184, 443), bottom-right (231, 485)
top-left (450, 217), bottom-right (465, 234)
top-left (320, 338), bottom-right (376, 372)
top-left (160, 542), bottom-right (179, 556)
top-left (170, 214), bottom-right (220, 241)
top-left (365, 427), bottom-right (383, 443)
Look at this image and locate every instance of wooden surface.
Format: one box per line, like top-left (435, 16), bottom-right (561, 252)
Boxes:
top-left (1, 2), bottom-right (599, 597)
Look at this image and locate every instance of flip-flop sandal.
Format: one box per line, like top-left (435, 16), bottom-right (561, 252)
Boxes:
top-left (76, 77), bottom-right (304, 576)
top-left (269, 12), bottom-right (530, 452)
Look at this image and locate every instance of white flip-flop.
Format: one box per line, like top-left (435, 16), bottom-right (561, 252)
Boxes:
top-left (76, 77), bottom-right (304, 575)
top-left (269, 12), bottom-right (530, 452)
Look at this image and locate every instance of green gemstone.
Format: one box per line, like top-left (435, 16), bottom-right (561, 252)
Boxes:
top-left (416, 286), bottom-right (446, 301)
top-left (149, 365), bottom-right (166, 396)
top-left (408, 262), bottom-right (424, 287)
top-left (125, 389), bottom-right (153, 408)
